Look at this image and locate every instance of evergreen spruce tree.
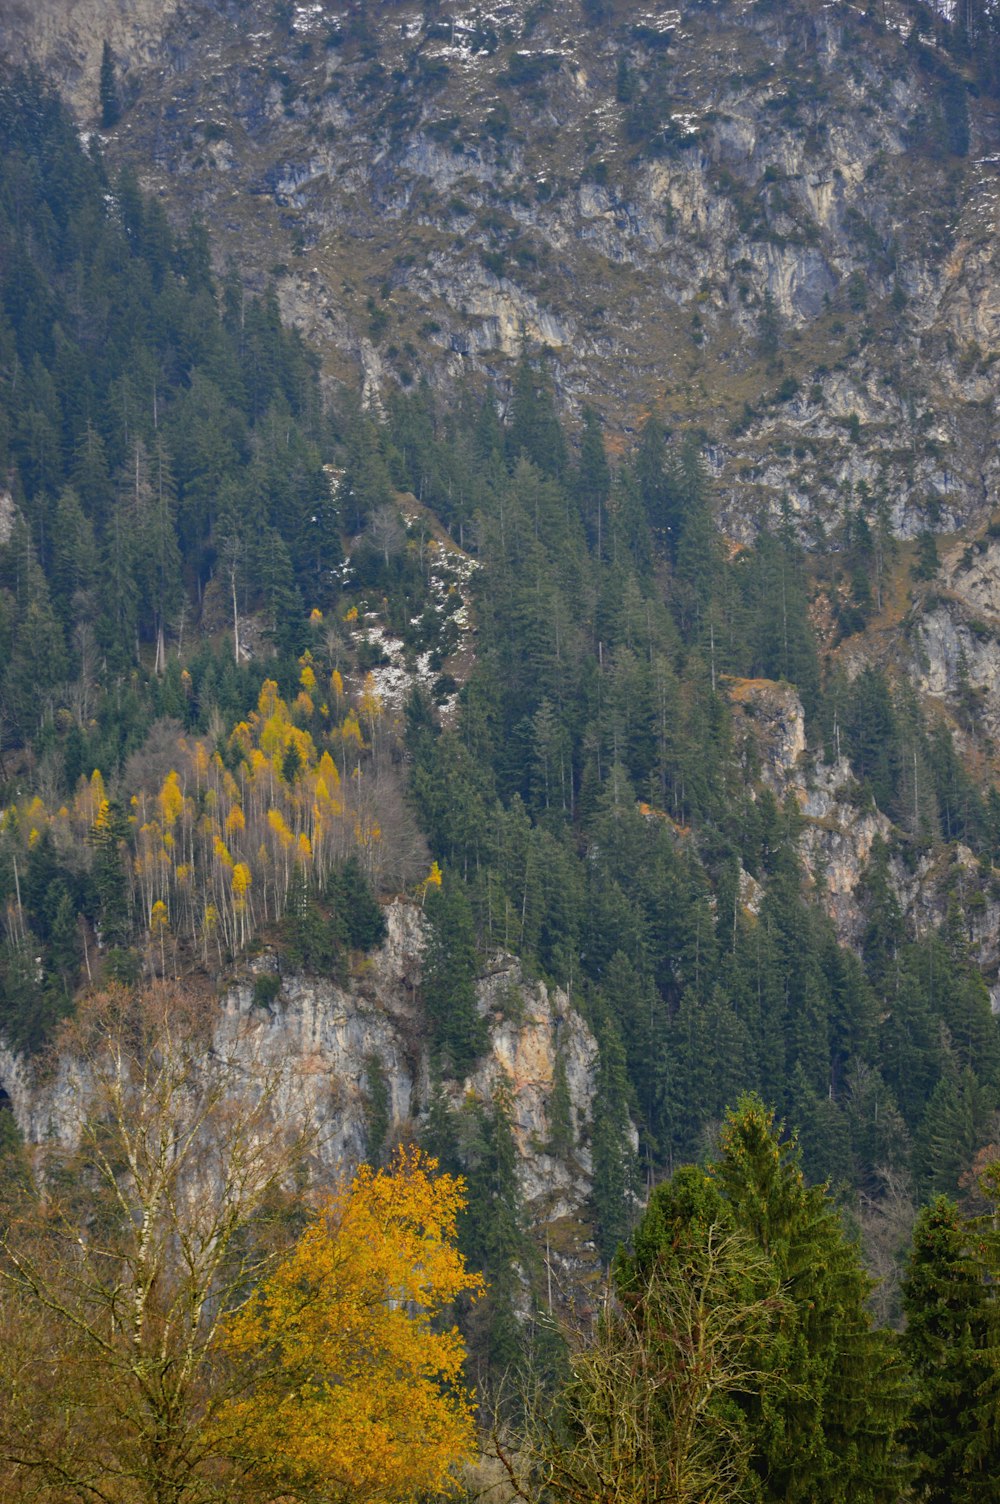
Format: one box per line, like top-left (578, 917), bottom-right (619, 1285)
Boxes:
top-left (576, 405), bottom-right (611, 553)
top-left (461, 1080), bottom-right (529, 1376)
top-left (506, 343), bottom-right (566, 479)
top-left (329, 855), bottom-right (386, 951)
top-left (590, 1010), bottom-right (639, 1264)
top-left (99, 41), bottom-right (121, 128)
top-left (711, 1096), bottom-right (909, 1504)
top-left (902, 1197), bottom-right (999, 1504)
top-left (422, 874), bottom-right (487, 1076)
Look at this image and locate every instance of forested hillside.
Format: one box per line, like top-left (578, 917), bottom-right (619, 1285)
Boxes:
top-left (4, 0), bottom-right (1000, 1493)
top-left (1, 59), bottom-right (999, 1298)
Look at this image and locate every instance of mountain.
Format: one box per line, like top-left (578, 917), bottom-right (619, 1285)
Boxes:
top-left (8, 1), bottom-right (998, 507)
top-left (12, 0), bottom-right (1000, 742)
top-left (3, 0), bottom-right (1000, 1350)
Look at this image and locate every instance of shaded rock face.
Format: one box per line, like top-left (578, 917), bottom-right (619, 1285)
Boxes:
top-left (727, 676), bottom-right (1000, 1001)
top-left (0, 899), bottom-right (604, 1243)
top-left (911, 535), bottom-right (1000, 747)
top-left (729, 677), bottom-right (807, 796)
top-left (7, 0), bottom-right (1000, 545)
top-left (466, 960), bottom-right (597, 1223)
top-left (0, 0), bottom-right (182, 111)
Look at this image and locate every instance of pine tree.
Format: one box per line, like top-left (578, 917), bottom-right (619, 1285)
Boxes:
top-left (461, 1081), bottom-right (528, 1375)
top-left (422, 874), bottom-right (486, 1076)
top-left (590, 1009), bottom-right (639, 1264)
top-left (99, 41), bottom-right (121, 128)
top-left (711, 1096), bottom-right (910, 1504)
top-left (329, 855), bottom-right (386, 950)
top-left (576, 405), bottom-right (611, 553)
top-left (902, 1197), bottom-right (998, 1504)
top-left (506, 343), bottom-right (566, 479)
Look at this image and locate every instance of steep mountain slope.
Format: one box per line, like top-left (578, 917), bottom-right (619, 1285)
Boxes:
top-left (5, 0), bottom-right (1000, 1320)
top-left (10, 0), bottom-right (1000, 539)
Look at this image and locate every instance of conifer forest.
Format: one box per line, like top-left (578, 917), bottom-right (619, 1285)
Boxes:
top-left (3, 0), bottom-right (1000, 1497)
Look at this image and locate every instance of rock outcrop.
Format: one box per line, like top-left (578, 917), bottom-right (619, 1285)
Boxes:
top-left (5, 0), bottom-right (1000, 550)
top-left (0, 897), bottom-right (607, 1279)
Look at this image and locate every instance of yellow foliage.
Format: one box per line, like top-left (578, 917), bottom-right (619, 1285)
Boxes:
top-left (300, 664), bottom-right (317, 694)
top-left (318, 750), bottom-right (341, 788)
top-left (226, 806), bottom-right (246, 835)
top-left (309, 607), bottom-right (324, 627)
top-left (217, 1147), bottom-right (481, 1503)
top-left (288, 724), bottom-right (317, 771)
top-left (150, 899), bottom-right (169, 931)
top-left (158, 771), bottom-right (185, 827)
top-left (425, 860), bottom-right (443, 892)
top-left (331, 668), bottom-right (344, 699)
top-left (258, 679), bottom-right (281, 719)
top-left (232, 863), bottom-right (252, 897)
top-left (89, 768), bottom-right (107, 816)
top-left (342, 605), bottom-right (359, 623)
top-left (229, 721), bottom-right (254, 756)
top-left (213, 838), bottom-right (233, 870)
top-left (340, 709), bottom-right (365, 748)
top-left (259, 710), bottom-right (289, 762)
top-left (267, 809), bottom-right (293, 847)
top-left (359, 672), bottom-right (382, 725)
top-left (294, 690), bottom-right (315, 721)
top-left (297, 832), bottom-right (312, 863)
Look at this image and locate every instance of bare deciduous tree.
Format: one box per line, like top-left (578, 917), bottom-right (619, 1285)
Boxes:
top-left (496, 1227), bottom-right (789, 1504)
top-left (0, 983), bottom-right (312, 1504)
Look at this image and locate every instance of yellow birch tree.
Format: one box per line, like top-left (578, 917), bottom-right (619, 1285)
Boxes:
top-left (218, 1146), bottom-right (483, 1504)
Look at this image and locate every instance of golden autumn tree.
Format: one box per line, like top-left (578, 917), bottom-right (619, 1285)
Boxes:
top-left (0, 998), bottom-right (481, 1504)
top-left (218, 1147), bottom-right (483, 1504)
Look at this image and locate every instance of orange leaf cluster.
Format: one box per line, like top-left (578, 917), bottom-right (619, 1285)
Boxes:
top-left (219, 1147), bottom-right (483, 1502)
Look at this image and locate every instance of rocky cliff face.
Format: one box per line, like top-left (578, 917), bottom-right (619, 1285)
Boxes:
top-left (729, 672), bottom-right (1000, 1008)
top-left (6, 0), bottom-right (999, 547)
top-left (0, 897), bottom-right (606, 1282)
top-left (9, 0), bottom-right (1000, 748)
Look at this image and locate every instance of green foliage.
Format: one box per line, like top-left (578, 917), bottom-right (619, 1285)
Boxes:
top-left (590, 1010), bottom-right (639, 1264)
top-left (279, 870), bottom-right (344, 975)
top-left (902, 1196), bottom-right (999, 1502)
top-left (99, 41), bottom-right (120, 128)
top-left (458, 1080), bottom-right (532, 1376)
top-left (621, 1098), bottom-right (910, 1504)
top-left (913, 529), bottom-right (941, 580)
top-left (329, 856), bottom-right (386, 950)
top-left (390, 357), bottom-right (1000, 1208)
top-left (422, 875), bottom-right (487, 1076)
top-left (363, 1052), bottom-right (391, 1165)
top-left (0, 63), bottom-right (331, 760)
top-left (251, 971), bottom-right (281, 1009)
top-left (547, 1049), bottom-right (574, 1157)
